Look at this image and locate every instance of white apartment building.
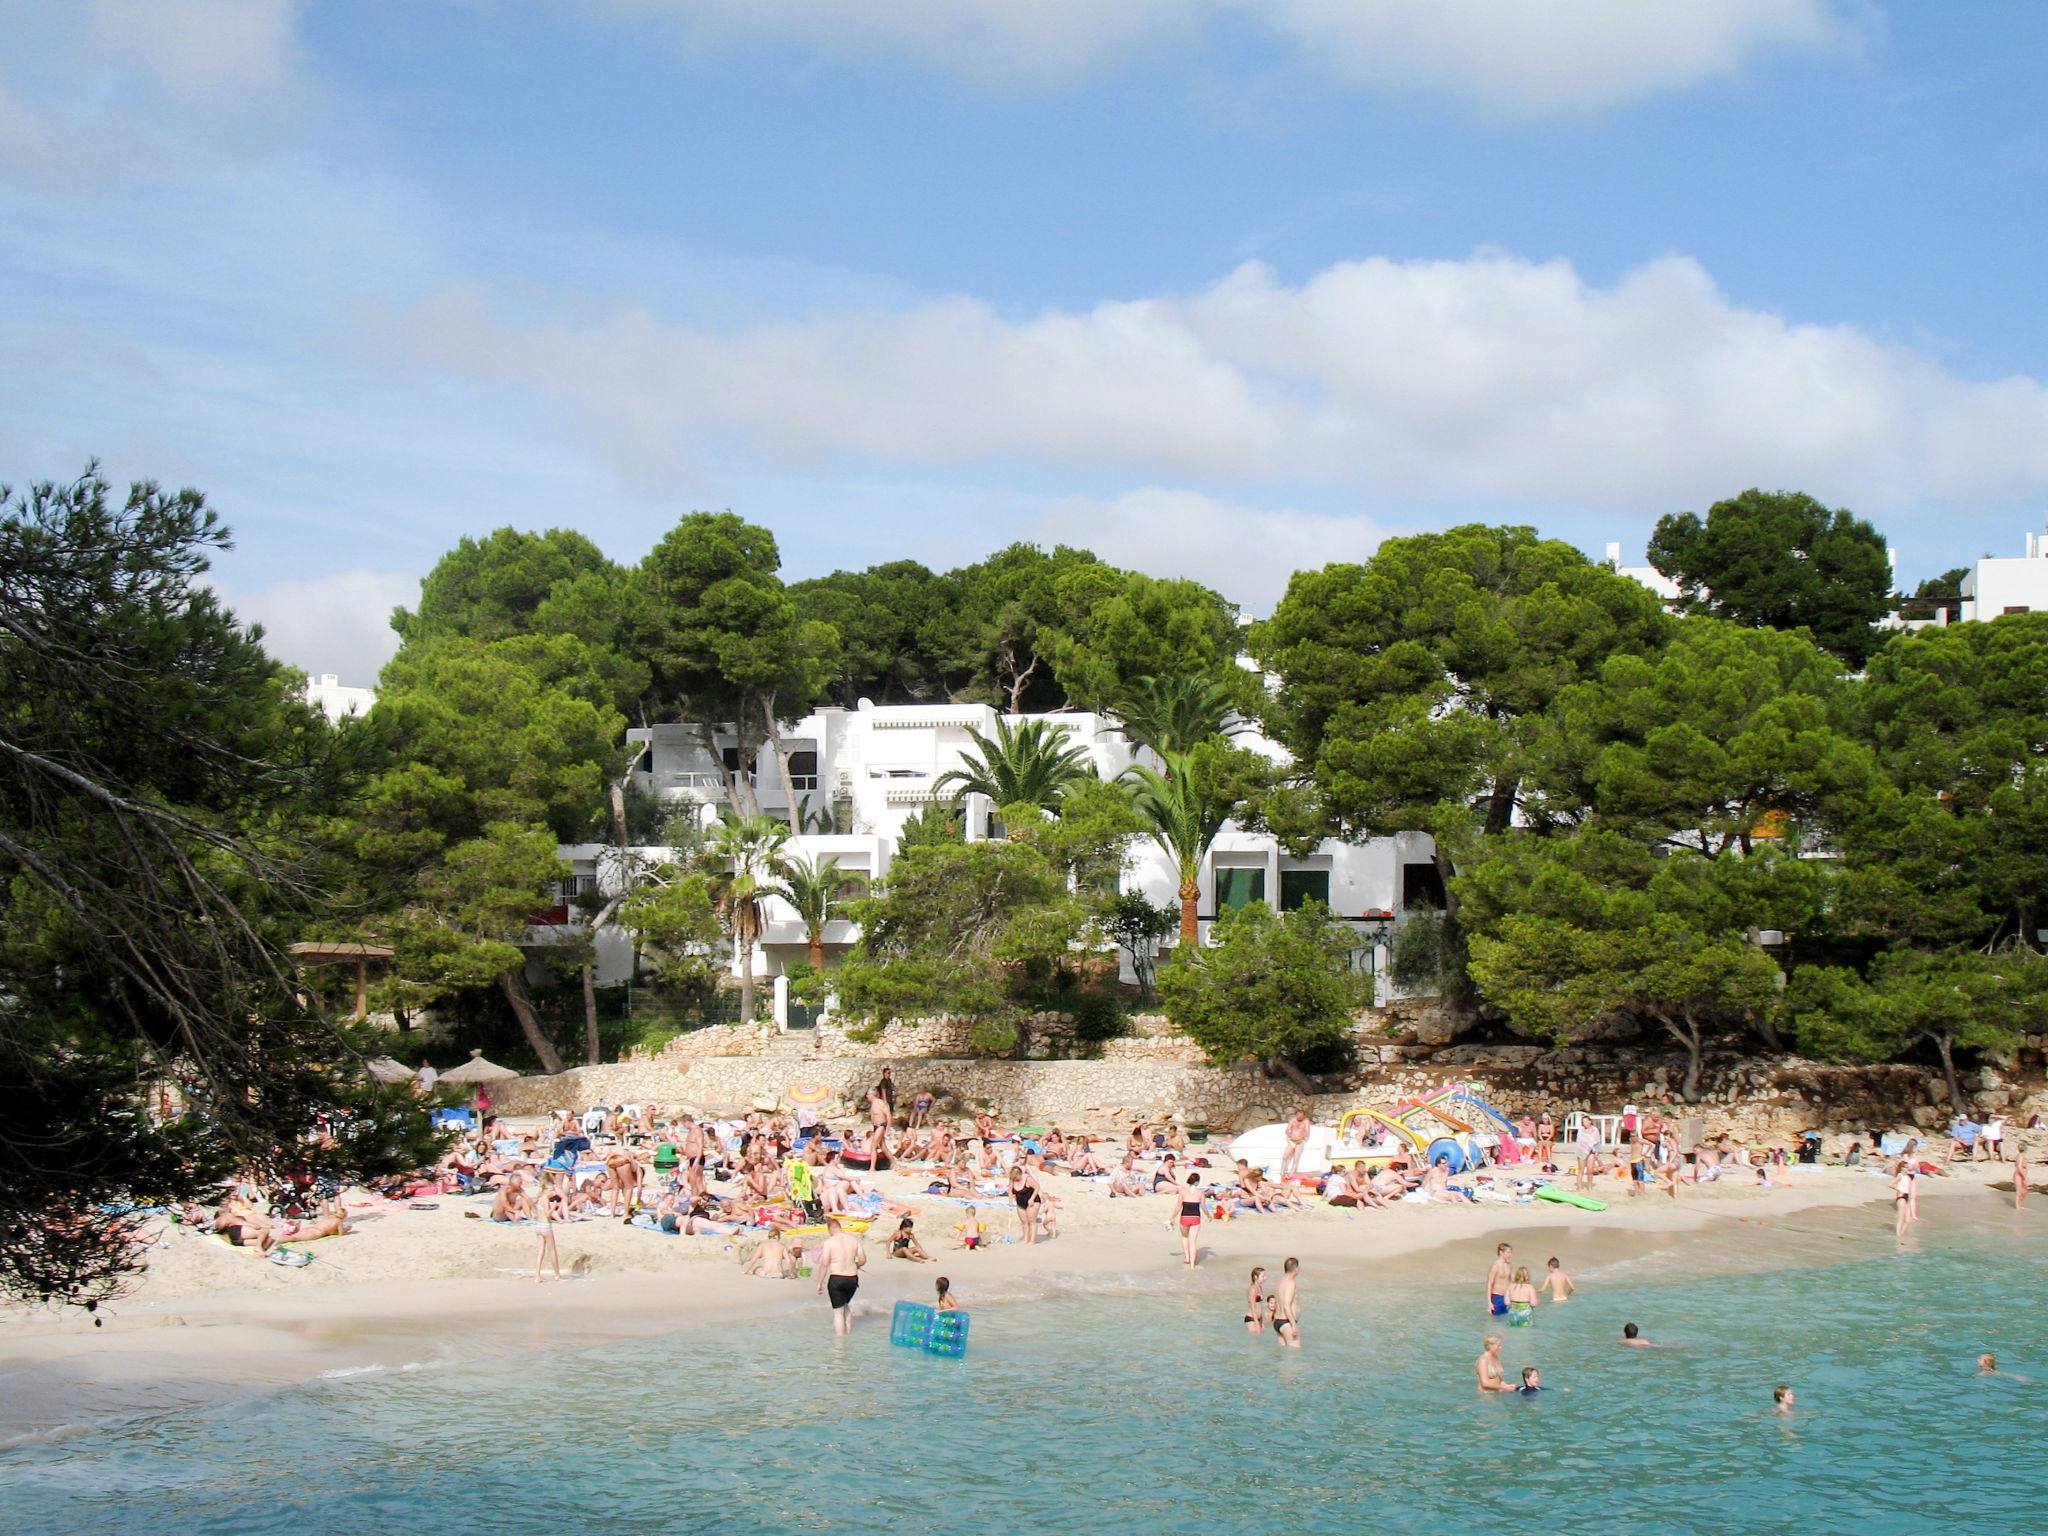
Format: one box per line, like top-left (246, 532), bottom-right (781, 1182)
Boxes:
top-left (304, 673), bottom-right (376, 722)
top-left (553, 699), bottom-right (1439, 1011)
top-left (1884, 521), bottom-right (2048, 630)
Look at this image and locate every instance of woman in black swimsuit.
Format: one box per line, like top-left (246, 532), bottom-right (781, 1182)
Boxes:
top-left (1009, 1166), bottom-right (1040, 1246)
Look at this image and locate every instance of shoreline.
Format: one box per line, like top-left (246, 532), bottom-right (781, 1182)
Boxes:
top-left (1, 1159), bottom-right (1996, 1443)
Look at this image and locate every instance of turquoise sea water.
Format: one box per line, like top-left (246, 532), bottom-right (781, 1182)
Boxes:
top-left (5, 1214), bottom-right (2045, 1535)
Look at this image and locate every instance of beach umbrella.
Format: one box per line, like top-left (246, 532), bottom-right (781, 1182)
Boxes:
top-left (438, 1050), bottom-right (521, 1086)
top-left (786, 1081), bottom-right (830, 1107)
top-left (364, 1056), bottom-right (413, 1085)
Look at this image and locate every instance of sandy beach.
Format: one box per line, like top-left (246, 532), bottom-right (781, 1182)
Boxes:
top-left (5, 1144), bottom-right (1992, 1446)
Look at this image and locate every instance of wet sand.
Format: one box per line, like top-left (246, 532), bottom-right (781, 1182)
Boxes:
top-left (4, 1156), bottom-right (2008, 1444)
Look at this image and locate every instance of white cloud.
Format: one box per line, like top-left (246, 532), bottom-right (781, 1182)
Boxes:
top-left (601, 0), bottom-right (1857, 111)
top-left (604, 0), bottom-right (1201, 89)
top-left (1032, 488), bottom-right (1383, 614)
top-left (377, 251), bottom-right (2048, 522)
top-left (0, 0), bottom-right (309, 186)
top-left (219, 568), bottom-right (414, 686)
top-left (1269, 0), bottom-right (1855, 118)
top-left (87, 0), bottom-right (300, 99)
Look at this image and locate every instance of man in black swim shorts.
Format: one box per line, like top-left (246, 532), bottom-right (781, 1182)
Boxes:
top-left (816, 1216), bottom-right (867, 1335)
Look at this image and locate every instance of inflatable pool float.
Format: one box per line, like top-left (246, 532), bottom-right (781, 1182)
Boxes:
top-left (1535, 1186), bottom-right (1607, 1212)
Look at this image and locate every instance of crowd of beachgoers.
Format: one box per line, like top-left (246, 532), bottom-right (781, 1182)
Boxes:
top-left (163, 1063), bottom-right (2034, 1339)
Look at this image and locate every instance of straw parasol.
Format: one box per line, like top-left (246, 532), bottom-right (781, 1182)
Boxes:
top-left (365, 1055), bottom-right (413, 1085)
top-left (786, 1081), bottom-right (830, 1107)
top-left (437, 1049), bottom-right (521, 1086)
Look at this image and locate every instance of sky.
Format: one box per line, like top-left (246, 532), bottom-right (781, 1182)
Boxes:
top-left (5, 1), bottom-right (2048, 683)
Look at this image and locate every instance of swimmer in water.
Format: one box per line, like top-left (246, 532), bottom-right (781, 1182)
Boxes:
top-left (1540, 1256), bottom-right (1574, 1301)
top-left (1772, 1386), bottom-right (1795, 1416)
top-left (1245, 1266), bottom-right (1268, 1335)
top-left (1504, 1265), bottom-right (1539, 1326)
top-left (1484, 1242), bottom-right (1513, 1317)
top-left (1517, 1366), bottom-right (1543, 1394)
top-left (1974, 1352), bottom-right (2031, 1382)
top-left (1475, 1335), bottom-right (1511, 1393)
top-left (1621, 1322), bottom-right (1658, 1348)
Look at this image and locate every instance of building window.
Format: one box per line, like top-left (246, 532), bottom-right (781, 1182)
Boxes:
top-left (1215, 867), bottom-right (1266, 912)
top-left (1279, 870), bottom-right (1330, 911)
top-left (721, 747), bottom-right (756, 781)
top-left (2003, 605), bottom-right (2032, 615)
top-left (1402, 861), bottom-right (1447, 909)
top-left (788, 749), bottom-right (818, 790)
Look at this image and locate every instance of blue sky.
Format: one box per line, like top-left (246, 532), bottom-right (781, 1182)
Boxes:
top-left (4, 1), bottom-right (2047, 680)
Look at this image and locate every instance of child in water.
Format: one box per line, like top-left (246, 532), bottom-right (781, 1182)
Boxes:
top-left (1539, 1256), bottom-right (1574, 1301)
top-left (1245, 1266), bottom-right (1267, 1335)
top-left (935, 1275), bottom-right (958, 1312)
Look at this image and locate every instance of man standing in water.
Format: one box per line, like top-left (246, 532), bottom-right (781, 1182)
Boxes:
top-left (1273, 1257), bottom-right (1302, 1348)
top-left (1475, 1336), bottom-right (1511, 1392)
top-left (1484, 1242), bottom-right (1513, 1316)
top-left (1280, 1109), bottom-right (1312, 1181)
top-left (816, 1216), bottom-right (866, 1335)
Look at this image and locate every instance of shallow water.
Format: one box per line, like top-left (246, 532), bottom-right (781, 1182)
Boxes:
top-left (5, 1211), bottom-right (2045, 1535)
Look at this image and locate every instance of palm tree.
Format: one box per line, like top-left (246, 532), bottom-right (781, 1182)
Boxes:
top-left (1113, 675), bottom-right (1245, 767)
top-left (770, 853), bottom-right (866, 971)
top-left (933, 717), bottom-right (1096, 813)
top-left (705, 812), bottom-right (791, 1024)
top-left (1121, 752), bottom-right (1236, 950)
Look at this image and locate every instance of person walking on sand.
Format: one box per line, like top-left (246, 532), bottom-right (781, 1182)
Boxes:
top-left (1475, 1335), bottom-right (1511, 1392)
top-left (1983, 1115), bottom-right (2006, 1163)
top-left (1281, 1109), bottom-right (1312, 1181)
top-left (816, 1216), bottom-right (866, 1335)
top-left (1892, 1158), bottom-right (1915, 1238)
top-left (1484, 1242), bottom-right (1514, 1316)
top-left (1273, 1257), bottom-right (1302, 1348)
top-left (2014, 1147), bottom-right (2028, 1210)
top-left (1172, 1171), bottom-right (1203, 1267)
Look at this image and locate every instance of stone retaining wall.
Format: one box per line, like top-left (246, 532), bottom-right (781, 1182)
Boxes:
top-left (487, 1043), bottom-right (2048, 1142)
top-left (489, 1054), bottom-right (1273, 1128)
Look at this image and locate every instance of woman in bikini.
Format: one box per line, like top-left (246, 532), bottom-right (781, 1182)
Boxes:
top-left (1245, 1266), bottom-right (1268, 1334)
top-left (1174, 1171), bottom-right (1203, 1268)
top-left (1535, 1112), bottom-right (1556, 1166)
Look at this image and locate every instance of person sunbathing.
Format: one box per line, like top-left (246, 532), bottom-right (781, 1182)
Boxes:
top-left (743, 1231), bottom-right (796, 1277)
top-left (491, 1172), bottom-right (534, 1222)
top-left (1070, 1143), bottom-right (1108, 1176)
top-left (889, 1217), bottom-right (933, 1262)
top-left (1327, 1164), bottom-right (1385, 1210)
top-left (259, 1200), bottom-right (348, 1253)
top-left (1107, 1156), bottom-right (1147, 1198)
top-left (1421, 1162), bottom-right (1472, 1203)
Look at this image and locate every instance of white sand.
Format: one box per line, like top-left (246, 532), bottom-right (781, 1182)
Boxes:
top-left (3, 1154), bottom-right (1999, 1440)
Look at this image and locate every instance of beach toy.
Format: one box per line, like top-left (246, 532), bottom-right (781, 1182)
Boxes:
top-left (1534, 1186), bottom-right (1607, 1212)
top-left (890, 1301), bottom-right (970, 1358)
